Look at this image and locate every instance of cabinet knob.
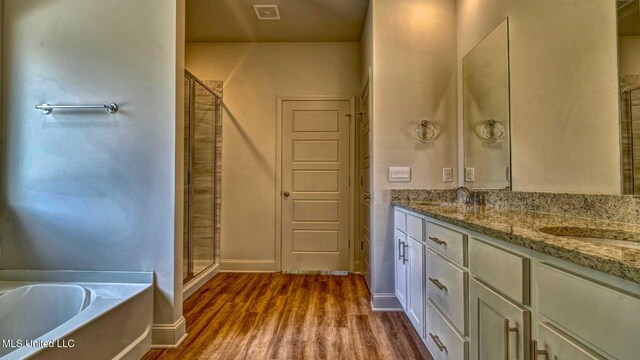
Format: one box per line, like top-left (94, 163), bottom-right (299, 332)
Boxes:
top-left (283, 191), bottom-right (290, 197)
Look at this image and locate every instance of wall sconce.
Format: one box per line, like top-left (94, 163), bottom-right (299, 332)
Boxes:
top-left (415, 120), bottom-right (438, 142)
top-left (477, 119), bottom-right (505, 143)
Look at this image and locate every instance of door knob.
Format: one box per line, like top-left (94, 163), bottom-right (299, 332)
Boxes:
top-left (283, 191), bottom-right (290, 197)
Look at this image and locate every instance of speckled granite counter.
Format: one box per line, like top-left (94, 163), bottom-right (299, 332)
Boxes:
top-left (392, 200), bottom-right (640, 285)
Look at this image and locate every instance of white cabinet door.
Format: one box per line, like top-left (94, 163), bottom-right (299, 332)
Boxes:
top-left (395, 229), bottom-right (408, 310)
top-left (532, 322), bottom-right (606, 360)
top-left (469, 278), bottom-right (530, 360)
top-left (406, 236), bottom-right (425, 337)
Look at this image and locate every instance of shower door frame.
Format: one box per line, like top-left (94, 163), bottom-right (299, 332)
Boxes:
top-left (183, 70), bottom-right (219, 284)
top-left (623, 85), bottom-right (640, 194)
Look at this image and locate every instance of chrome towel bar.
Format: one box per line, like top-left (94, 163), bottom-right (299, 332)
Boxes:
top-left (35, 103), bottom-right (119, 115)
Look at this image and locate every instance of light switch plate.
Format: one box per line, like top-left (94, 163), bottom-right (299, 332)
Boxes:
top-left (389, 166), bottom-right (411, 182)
top-left (443, 168), bottom-right (453, 182)
top-left (465, 167), bottom-right (475, 182)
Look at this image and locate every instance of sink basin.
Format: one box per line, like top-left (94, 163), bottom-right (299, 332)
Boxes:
top-left (538, 226), bottom-right (640, 249)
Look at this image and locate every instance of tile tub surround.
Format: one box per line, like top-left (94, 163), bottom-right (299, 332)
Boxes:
top-left (392, 199), bottom-right (640, 284)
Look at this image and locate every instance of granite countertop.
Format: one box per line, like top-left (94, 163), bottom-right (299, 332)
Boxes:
top-left (392, 200), bottom-right (640, 285)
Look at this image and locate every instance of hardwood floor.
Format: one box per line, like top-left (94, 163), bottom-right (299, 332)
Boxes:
top-left (142, 273), bottom-right (432, 360)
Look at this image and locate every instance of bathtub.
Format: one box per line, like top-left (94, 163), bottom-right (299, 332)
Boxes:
top-left (0, 270), bottom-right (153, 360)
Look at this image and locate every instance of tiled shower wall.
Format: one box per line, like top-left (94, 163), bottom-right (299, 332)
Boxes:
top-left (205, 80), bottom-right (223, 265)
top-left (620, 75), bottom-right (640, 194)
top-left (184, 78), bottom-right (222, 278)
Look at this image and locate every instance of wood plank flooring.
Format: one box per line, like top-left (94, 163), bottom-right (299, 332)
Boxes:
top-left (142, 273), bottom-right (432, 360)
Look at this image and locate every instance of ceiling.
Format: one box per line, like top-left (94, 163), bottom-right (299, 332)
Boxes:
top-left (186, 0), bottom-right (370, 42)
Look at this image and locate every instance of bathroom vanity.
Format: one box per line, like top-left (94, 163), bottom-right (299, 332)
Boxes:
top-left (392, 201), bottom-right (640, 360)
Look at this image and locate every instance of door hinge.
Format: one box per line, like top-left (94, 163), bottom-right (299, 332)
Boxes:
top-left (361, 241), bottom-right (364, 250)
top-left (345, 113), bottom-right (352, 123)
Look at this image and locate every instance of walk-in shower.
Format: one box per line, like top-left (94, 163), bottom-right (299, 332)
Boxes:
top-left (183, 71), bottom-right (222, 285)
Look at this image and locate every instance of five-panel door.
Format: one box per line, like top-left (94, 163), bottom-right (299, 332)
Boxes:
top-left (281, 100), bottom-right (351, 271)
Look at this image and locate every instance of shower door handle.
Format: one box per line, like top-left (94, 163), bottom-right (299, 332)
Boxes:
top-left (283, 191), bottom-right (290, 197)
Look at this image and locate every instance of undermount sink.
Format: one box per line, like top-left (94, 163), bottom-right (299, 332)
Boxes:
top-left (538, 226), bottom-right (640, 250)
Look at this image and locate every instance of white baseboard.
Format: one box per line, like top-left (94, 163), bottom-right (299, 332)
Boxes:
top-left (220, 259), bottom-right (276, 272)
top-left (370, 293), bottom-right (403, 311)
top-left (150, 317), bottom-right (187, 348)
top-left (184, 263), bottom-right (219, 300)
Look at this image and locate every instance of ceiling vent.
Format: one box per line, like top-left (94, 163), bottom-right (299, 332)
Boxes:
top-left (253, 5), bottom-right (280, 20)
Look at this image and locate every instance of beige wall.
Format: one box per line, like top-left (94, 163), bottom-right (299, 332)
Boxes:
top-left (185, 42), bottom-right (360, 271)
top-left (457, 0), bottom-right (621, 194)
top-left (371, 0), bottom-right (458, 300)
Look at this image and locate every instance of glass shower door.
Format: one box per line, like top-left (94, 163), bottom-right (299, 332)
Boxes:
top-left (184, 72), bottom-right (218, 283)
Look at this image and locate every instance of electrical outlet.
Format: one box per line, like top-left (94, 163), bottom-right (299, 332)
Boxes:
top-left (465, 167), bottom-right (475, 182)
top-left (443, 168), bottom-right (453, 182)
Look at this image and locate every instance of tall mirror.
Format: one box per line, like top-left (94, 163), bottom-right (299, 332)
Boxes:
top-left (463, 19), bottom-right (511, 189)
top-left (619, 1), bottom-right (640, 194)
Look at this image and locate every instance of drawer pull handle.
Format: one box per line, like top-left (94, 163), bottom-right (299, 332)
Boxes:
top-left (503, 319), bottom-right (518, 360)
top-left (402, 243), bottom-right (409, 264)
top-left (429, 333), bottom-right (448, 352)
top-left (428, 236), bottom-right (447, 246)
top-left (397, 239), bottom-right (403, 261)
top-left (428, 277), bottom-right (447, 291)
top-left (530, 340), bottom-right (548, 360)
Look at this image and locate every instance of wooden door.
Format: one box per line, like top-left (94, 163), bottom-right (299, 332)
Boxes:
top-left (395, 229), bottom-right (408, 310)
top-left (281, 99), bottom-right (351, 271)
top-left (406, 236), bottom-right (425, 337)
top-left (469, 278), bottom-right (531, 360)
top-left (532, 322), bottom-right (605, 360)
top-left (358, 80), bottom-right (372, 287)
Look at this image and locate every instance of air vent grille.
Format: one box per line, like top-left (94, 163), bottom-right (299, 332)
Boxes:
top-left (253, 5), bottom-right (280, 20)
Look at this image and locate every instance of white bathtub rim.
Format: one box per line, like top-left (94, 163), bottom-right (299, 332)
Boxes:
top-left (0, 270), bottom-right (153, 284)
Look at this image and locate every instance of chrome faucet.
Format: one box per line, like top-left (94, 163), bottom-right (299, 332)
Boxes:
top-left (454, 186), bottom-right (483, 206)
top-left (455, 186), bottom-right (472, 204)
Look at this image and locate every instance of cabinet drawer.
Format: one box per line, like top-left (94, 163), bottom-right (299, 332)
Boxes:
top-left (469, 238), bottom-right (530, 304)
top-left (426, 221), bottom-right (467, 266)
top-left (394, 209), bottom-right (406, 232)
top-left (536, 321), bottom-right (606, 360)
top-left (425, 299), bottom-right (468, 360)
top-left (406, 214), bottom-right (424, 241)
top-left (538, 264), bottom-right (640, 360)
top-left (426, 249), bottom-right (468, 334)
